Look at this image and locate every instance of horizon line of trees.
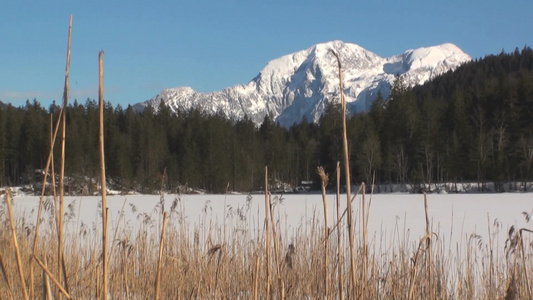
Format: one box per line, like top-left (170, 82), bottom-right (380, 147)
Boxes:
top-left (0, 46), bottom-right (532, 193)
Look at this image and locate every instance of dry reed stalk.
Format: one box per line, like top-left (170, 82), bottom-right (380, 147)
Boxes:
top-left (33, 256), bottom-right (71, 300)
top-left (268, 193), bottom-right (285, 300)
top-left (108, 198), bottom-right (128, 268)
top-left (408, 233), bottom-right (432, 300)
top-left (264, 166), bottom-right (271, 299)
top-left (408, 193), bottom-right (433, 300)
top-left (30, 107), bottom-right (64, 300)
top-left (51, 118), bottom-right (59, 235)
top-left (60, 255), bottom-right (69, 297)
top-left (424, 192), bottom-right (433, 299)
top-left (318, 166), bottom-right (330, 297)
top-left (51, 115), bottom-right (61, 300)
top-left (158, 168), bottom-right (167, 232)
top-left (0, 240), bottom-right (14, 298)
top-left (123, 239), bottom-right (130, 299)
top-left (155, 211), bottom-right (168, 300)
top-left (5, 190), bottom-right (29, 300)
top-left (487, 213), bottom-right (494, 296)
top-left (331, 49), bottom-right (357, 298)
top-left (364, 175), bottom-right (375, 238)
top-left (98, 49), bottom-right (109, 300)
top-left (58, 16), bottom-right (73, 299)
top-left (95, 259), bottom-right (100, 299)
top-left (335, 162), bottom-right (343, 300)
top-left (224, 182), bottom-right (229, 244)
top-left (43, 256), bottom-right (52, 300)
top-left (364, 175), bottom-right (377, 298)
top-left (328, 186), bottom-right (363, 245)
top-left (210, 244), bottom-right (223, 299)
top-left (254, 255), bottom-right (260, 300)
top-left (519, 228), bottom-right (533, 299)
top-left (361, 182), bottom-right (367, 299)
top-left (367, 176), bottom-right (376, 298)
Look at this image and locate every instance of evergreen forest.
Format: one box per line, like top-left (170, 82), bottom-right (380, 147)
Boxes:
top-left (1, 47), bottom-right (532, 193)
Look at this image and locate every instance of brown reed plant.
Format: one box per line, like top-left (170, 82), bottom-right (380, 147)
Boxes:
top-left (518, 228), bottom-right (533, 299)
top-left (269, 193), bottom-right (285, 299)
top-left (254, 254), bottom-right (260, 300)
top-left (331, 49), bottom-right (357, 298)
top-left (32, 255), bottom-right (71, 299)
top-left (98, 49), bottom-right (109, 300)
top-left (424, 192), bottom-right (434, 298)
top-left (155, 211), bottom-right (168, 299)
top-left (318, 166), bottom-right (330, 297)
top-left (43, 256), bottom-right (53, 300)
top-left (29, 108), bottom-right (63, 299)
top-left (0, 249), bottom-right (13, 298)
top-left (361, 182), bottom-right (368, 299)
top-left (487, 213), bottom-right (495, 296)
top-left (335, 161), bottom-right (343, 300)
top-left (57, 16), bottom-right (73, 299)
top-left (264, 166), bottom-right (272, 299)
top-left (5, 190), bottom-right (28, 300)
top-left (407, 192), bottom-right (435, 300)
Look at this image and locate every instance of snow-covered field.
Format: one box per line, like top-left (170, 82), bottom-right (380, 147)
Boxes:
top-left (7, 192), bottom-right (533, 253)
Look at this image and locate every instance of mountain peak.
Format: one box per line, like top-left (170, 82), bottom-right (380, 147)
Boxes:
top-left (136, 41), bottom-right (471, 126)
top-left (402, 43), bottom-right (470, 68)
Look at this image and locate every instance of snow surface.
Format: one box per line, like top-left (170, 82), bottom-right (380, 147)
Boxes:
top-left (134, 40), bottom-right (471, 126)
top-left (6, 193), bottom-right (532, 258)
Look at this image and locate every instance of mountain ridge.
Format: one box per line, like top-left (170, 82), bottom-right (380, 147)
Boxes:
top-left (135, 41), bottom-right (471, 126)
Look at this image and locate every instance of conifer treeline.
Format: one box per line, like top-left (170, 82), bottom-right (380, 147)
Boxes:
top-left (0, 47), bottom-right (532, 193)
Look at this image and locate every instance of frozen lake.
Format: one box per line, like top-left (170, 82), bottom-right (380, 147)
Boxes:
top-left (7, 192), bottom-right (533, 254)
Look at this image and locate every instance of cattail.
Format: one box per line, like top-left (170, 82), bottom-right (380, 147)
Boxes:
top-left (318, 166), bottom-right (330, 297)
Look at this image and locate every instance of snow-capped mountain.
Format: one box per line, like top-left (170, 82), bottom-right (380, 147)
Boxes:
top-left (134, 41), bottom-right (471, 126)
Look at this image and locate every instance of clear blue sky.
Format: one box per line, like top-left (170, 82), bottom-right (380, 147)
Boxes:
top-left (1, 0), bottom-right (531, 108)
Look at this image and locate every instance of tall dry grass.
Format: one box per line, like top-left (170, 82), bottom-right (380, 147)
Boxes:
top-left (1, 191), bottom-right (533, 299)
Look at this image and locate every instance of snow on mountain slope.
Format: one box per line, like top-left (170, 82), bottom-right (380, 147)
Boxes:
top-left (134, 41), bottom-right (471, 126)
